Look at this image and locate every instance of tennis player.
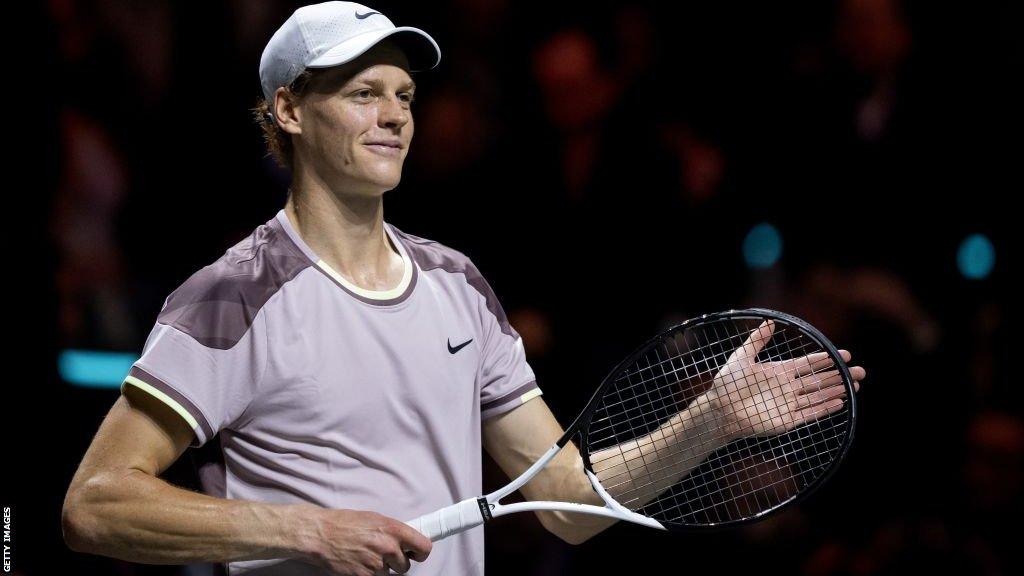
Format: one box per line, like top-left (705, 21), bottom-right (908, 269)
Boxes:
top-left (62, 3), bottom-right (865, 575)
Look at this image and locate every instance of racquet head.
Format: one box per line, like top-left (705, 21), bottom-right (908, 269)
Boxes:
top-left (575, 308), bottom-right (857, 530)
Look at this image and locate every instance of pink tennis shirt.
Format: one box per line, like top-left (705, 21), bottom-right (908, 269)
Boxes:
top-left (122, 209), bottom-right (541, 575)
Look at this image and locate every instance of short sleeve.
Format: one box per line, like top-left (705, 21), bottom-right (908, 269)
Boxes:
top-left (121, 304), bottom-right (269, 449)
top-left (474, 272), bottom-right (541, 420)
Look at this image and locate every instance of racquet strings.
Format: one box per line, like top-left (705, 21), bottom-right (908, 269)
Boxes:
top-left (585, 316), bottom-right (853, 526)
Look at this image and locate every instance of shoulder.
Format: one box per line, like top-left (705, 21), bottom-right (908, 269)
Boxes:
top-left (389, 224), bottom-right (518, 338)
top-left (387, 225), bottom-right (481, 277)
top-left (157, 215), bottom-right (313, 349)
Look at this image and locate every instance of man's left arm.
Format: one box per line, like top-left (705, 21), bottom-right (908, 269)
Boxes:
top-left (481, 395), bottom-right (726, 545)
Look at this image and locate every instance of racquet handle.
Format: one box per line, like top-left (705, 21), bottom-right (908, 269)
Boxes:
top-left (405, 497), bottom-right (487, 541)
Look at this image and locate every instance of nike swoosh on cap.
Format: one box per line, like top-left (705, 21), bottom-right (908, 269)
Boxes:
top-left (355, 11), bottom-right (380, 19)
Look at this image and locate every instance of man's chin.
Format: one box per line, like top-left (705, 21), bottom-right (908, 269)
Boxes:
top-left (354, 158), bottom-right (404, 186)
top-left (343, 174), bottom-right (403, 197)
top-left (317, 163), bottom-right (404, 197)
top-left (365, 172), bottom-right (402, 193)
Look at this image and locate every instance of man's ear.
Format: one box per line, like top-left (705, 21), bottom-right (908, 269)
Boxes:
top-left (274, 87), bottom-right (302, 136)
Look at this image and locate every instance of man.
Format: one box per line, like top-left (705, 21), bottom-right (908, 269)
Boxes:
top-left (62, 3), bottom-right (866, 575)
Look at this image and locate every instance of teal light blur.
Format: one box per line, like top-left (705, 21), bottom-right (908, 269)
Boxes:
top-left (957, 234), bottom-right (995, 280)
top-left (59, 349), bottom-right (138, 389)
top-left (743, 223), bottom-right (783, 268)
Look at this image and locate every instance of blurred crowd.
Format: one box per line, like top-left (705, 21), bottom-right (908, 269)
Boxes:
top-left (30, 0), bottom-right (1019, 574)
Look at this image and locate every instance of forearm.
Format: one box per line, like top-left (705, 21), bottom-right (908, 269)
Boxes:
top-left (591, 394), bottom-right (726, 508)
top-left (63, 468), bottom-right (320, 565)
top-left (483, 396), bottom-right (726, 545)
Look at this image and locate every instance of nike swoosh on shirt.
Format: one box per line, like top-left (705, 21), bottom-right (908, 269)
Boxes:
top-left (448, 338), bottom-right (473, 354)
top-left (355, 11), bottom-right (380, 19)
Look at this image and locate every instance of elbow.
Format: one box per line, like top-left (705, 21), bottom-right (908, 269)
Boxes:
top-left (62, 492), bottom-right (93, 553)
top-left (534, 469), bottom-right (605, 545)
top-left (537, 512), bottom-right (595, 546)
top-left (62, 475), bottom-right (110, 554)
top-left (552, 528), bottom-right (593, 546)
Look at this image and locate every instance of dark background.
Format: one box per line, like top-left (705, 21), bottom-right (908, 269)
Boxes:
top-left (15, 0), bottom-right (1020, 574)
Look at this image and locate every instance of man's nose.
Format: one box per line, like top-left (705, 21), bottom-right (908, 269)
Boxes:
top-left (379, 96), bottom-right (409, 129)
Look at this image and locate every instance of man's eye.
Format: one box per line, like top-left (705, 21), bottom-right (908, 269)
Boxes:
top-left (355, 89), bottom-right (373, 99)
top-left (400, 92), bottom-right (416, 104)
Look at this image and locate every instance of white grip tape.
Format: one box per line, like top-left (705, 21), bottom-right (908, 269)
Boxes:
top-left (405, 497), bottom-right (487, 542)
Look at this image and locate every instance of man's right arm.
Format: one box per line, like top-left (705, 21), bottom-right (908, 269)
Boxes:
top-left (61, 385), bottom-right (431, 574)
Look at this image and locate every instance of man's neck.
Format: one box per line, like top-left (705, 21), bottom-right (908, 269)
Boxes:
top-left (284, 182), bottom-right (404, 292)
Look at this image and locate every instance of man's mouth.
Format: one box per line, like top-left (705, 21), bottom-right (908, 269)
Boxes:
top-left (364, 142), bottom-right (403, 157)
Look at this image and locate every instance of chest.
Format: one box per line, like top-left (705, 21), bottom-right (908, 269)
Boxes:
top-left (252, 281), bottom-right (483, 445)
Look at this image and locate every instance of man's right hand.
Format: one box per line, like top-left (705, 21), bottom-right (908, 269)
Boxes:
top-left (302, 508), bottom-right (432, 575)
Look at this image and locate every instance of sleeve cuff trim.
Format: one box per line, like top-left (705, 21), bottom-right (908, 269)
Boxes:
top-left (519, 387), bottom-right (543, 404)
top-left (481, 380), bottom-right (541, 420)
top-left (122, 366), bottom-right (214, 445)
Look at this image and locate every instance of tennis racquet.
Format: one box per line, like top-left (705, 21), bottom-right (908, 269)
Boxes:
top-left (406, 308), bottom-right (858, 540)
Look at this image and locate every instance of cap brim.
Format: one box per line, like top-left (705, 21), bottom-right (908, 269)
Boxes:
top-left (307, 26), bottom-right (441, 73)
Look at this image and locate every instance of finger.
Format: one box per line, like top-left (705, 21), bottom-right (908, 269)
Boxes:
top-left (382, 544), bottom-right (411, 574)
top-left (777, 351), bottom-right (832, 378)
top-left (783, 349), bottom-right (850, 378)
top-left (797, 385), bottom-right (847, 409)
top-left (730, 320), bottom-right (775, 364)
top-left (395, 523), bottom-right (432, 563)
top-left (795, 365), bottom-right (865, 394)
top-left (794, 369), bottom-right (844, 393)
top-left (794, 397), bottom-right (846, 425)
top-left (366, 553), bottom-right (388, 576)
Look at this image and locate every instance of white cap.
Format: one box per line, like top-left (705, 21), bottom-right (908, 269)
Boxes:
top-left (259, 2), bottom-right (441, 113)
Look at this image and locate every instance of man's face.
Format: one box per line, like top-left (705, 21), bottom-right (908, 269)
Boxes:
top-left (295, 44), bottom-right (416, 197)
